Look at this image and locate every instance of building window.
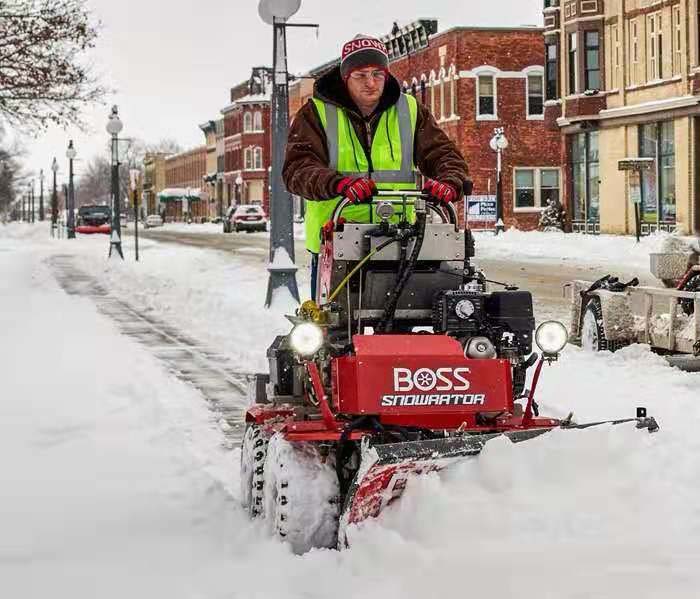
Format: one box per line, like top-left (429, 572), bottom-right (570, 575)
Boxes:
top-left (420, 78), bottom-right (427, 104)
top-left (448, 65), bottom-right (457, 118)
top-left (253, 111), bottom-right (262, 131)
top-left (243, 112), bottom-right (253, 132)
top-left (639, 122), bottom-right (676, 224)
top-left (647, 12), bottom-right (663, 81)
top-left (244, 147), bottom-right (252, 170)
top-left (527, 73), bottom-right (544, 117)
top-left (429, 71), bottom-right (436, 114)
top-left (629, 19), bottom-right (639, 85)
top-left (611, 24), bottom-right (620, 88)
top-left (584, 31), bottom-right (600, 91)
top-left (571, 131), bottom-right (600, 228)
top-left (513, 168), bottom-right (560, 210)
top-left (439, 67), bottom-right (446, 120)
top-left (477, 74), bottom-right (496, 118)
top-left (672, 6), bottom-right (682, 76)
top-left (253, 147), bottom-right (263, 170)
top-left (568, 32), bottom-right (578, 94)
top-left (545, 42), bottom-right (558, 100)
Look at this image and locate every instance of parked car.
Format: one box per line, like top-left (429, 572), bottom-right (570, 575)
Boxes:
top-left (144, 214), bottom-right (164, 229)
top-left (226, 204), bottom-right (268, 233)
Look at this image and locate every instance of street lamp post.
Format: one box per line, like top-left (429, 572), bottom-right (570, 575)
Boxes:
top-left (259, 0), bottom-right (311, 307)
top-left (489, 127), bottom-right (508, 236)
top-left (30, 180), bottom-right (35, 223)
top-left (129, 168), bottom-right (141, 261)
top-left (107, 105), bottom-right (124, 259)
top-left (66, 140), bottom-right (76, 238)
top-left (39, 169), bottom-right (45, 221)
top-left (51, 158), bottom-right (58, 236)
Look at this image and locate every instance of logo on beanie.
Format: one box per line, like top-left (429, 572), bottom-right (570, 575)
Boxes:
top-left (342, 38), bottom-right (388, 60)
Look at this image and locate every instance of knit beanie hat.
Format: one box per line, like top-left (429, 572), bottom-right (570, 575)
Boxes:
top-left (340, 35), bottom-right (389, 80)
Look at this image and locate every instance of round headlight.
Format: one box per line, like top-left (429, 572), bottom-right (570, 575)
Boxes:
top-left (455, 299), bottom-right (475, 319)
top-left (535, 321), bottom-right (569, 355)
top-left (289, 322), bottom-right (324, 357)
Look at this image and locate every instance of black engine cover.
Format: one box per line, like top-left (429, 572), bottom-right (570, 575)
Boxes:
top-left (485, 291), bottom-right (535, 352)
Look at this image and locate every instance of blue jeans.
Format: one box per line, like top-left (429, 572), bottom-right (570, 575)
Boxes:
top-left (310, 252), bottom-right (318, 300)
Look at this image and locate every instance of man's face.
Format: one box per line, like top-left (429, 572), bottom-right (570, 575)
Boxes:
top-left (346, 66), bottom-right (386, 109)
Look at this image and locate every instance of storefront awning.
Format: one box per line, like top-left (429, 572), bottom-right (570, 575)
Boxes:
top-left (157, 188), bottom-right (202, 201)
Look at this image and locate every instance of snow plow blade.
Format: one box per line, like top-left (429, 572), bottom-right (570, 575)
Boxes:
top-left (338, 416), bottom-right (658, 546)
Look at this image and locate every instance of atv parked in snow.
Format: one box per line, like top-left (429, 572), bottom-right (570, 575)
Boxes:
top-left (242, 191), bottom-right (658, 554)
top-left (568, 244), bottom-right (700, 370)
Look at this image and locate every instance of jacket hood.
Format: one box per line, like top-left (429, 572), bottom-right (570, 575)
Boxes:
top-left (313, 65), bottom-right (401, 117)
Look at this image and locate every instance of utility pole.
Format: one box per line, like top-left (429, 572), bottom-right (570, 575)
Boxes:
top-left (30, 180), bottom-right (35, 223)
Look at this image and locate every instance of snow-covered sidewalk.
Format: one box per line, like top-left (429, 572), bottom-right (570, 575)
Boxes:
top-left (475, 228), bottom-right (699, 275)
top-left (2, 223), bottom-right (700, 599)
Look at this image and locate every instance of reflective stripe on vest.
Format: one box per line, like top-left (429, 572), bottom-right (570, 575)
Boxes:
top-left (304, 93), bottom-right (418, 253)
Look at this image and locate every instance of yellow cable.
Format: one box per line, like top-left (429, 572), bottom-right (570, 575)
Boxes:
top-left (327, 247), bottom-right (380, 303)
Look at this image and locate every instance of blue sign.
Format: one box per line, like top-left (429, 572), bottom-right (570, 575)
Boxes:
top-left (466, 195), bottom-right (497, 222)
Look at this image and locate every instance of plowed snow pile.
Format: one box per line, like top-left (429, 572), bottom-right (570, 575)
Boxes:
top-left (1, 224), bottom-right (698, 599)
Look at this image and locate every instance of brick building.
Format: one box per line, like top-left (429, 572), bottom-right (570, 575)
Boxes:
top-left (142, 152), bottom-right (167, 216)
top-left (200, 120), bottom-right (221, 220)
top-left (543, 0), bottom-right (700, 235)
top-left (221, 68), bottom-right (272, 214)
top-left (162, 146), bottom-right (207, 221)
top-left (288, 23), bottom-right (561, 230)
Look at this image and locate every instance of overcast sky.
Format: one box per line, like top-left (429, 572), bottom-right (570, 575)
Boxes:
top-left (18, 0), bottom-right (542, 188)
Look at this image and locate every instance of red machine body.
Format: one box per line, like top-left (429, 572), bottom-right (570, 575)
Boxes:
top-left (332, 335), bottom-right (513, 428)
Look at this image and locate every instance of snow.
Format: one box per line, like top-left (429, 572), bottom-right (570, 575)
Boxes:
top-left (149, 221), bottom-right (307, 240)
top-left (2, 222), bottom-right (700, 598)
top-left (474, 228), bottom-right (699, 277)
top-left (268, 246), bottom-right (295, 270)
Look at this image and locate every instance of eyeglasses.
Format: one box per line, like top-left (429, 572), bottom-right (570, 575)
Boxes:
top-left (348, 69), bottom-right (387, 82)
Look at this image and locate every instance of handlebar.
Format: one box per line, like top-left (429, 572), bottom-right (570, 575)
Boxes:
top-left (330, 191), bottom-right (458, 228)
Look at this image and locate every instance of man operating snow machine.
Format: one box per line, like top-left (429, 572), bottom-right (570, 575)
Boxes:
top-left (283, 34), bottom-right (469, 297)
top-left (240, 190), bottom-right (659, 555)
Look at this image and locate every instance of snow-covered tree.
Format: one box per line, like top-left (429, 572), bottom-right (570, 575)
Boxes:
top-left (0, 0), bottom-right (106, 131)
top-left (538, 198), bottom-right (566, 232)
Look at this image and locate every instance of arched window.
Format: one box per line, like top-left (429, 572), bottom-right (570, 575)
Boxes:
top-left (253, 111), bottom-right (262, 131)
top-left (411, 77), bottom-right (418, 98)
top-left (420, 74), bottom-right (427, 105)
top-left (253, 147), bottom-right (263, 170)
top-left (243, 112), bottom-right (252, 132)
top-left (244, 147), bottom-right (253, 170)
top-left (438, 67), bottom-right (446, 121)
top-left (402, 81), bottom-right (409, 94)
top-left (428, 70), bottom-right (436, 115)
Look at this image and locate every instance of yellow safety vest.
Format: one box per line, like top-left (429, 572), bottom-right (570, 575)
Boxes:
top-left (304, 93), bottom-right (418, 253)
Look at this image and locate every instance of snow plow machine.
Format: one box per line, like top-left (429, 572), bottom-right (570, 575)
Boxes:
top-left (241, 190), bottom-right (658, 554)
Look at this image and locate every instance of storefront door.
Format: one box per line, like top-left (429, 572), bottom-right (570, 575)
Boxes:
top-left (570, 131), bottom-right (600, 233)
top-left (639, 121), bottom-right (676, 232)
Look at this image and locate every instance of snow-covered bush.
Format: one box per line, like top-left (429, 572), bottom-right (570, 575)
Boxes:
top-left (538, 198), bottom-right (566, 232)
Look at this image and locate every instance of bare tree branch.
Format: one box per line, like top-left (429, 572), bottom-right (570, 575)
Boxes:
top-left (0, 0), bottom-right (107, 131)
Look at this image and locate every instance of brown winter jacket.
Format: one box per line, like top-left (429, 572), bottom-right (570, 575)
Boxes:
top-left (283, 66), bottom-right (469, 200)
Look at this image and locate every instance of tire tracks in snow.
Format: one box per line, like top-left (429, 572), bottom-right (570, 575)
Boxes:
top-left (49, 255), bottom-right (250, 446)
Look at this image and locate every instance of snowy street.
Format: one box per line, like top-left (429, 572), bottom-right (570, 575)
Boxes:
top-left (2, 224), bottom-right (700, 598)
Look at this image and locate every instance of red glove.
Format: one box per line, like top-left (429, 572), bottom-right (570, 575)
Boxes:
top-left (422, 179), bottom-right (457, 204)
top-left (336, 177), bottom-right (377, 204)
